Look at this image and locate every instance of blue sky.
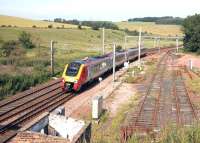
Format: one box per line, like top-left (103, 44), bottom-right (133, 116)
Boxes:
top-left (0, 0), bottom-right (200, 21)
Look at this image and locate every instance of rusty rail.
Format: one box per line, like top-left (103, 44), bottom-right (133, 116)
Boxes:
top-left (120, 51), bottom-right (198, 143)
top-left (120, 51), bottom-right (170, 142)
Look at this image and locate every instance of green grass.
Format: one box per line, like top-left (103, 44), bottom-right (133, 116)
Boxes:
top-left (116, 22), bottom-right (183, 36)
top-left (91, 93), bottom-right (142, 143)
top-left (127, 124), bottom-right (200, 143)
top-left (0, 27), bottom-right (125, 51)
top-left (0, 15), bottom-right (78, 28)
top-left (186, 76), bottom-right (200, 95)
top-left (0, 27), bottom-right (126, 98)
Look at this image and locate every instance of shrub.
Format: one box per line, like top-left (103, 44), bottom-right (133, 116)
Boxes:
top-left (48, 24), bottom-right (53, 28)
top-left (182, 14), bottom-right (200, 53)
top-left (0, 72), bottom-right (50, 98)
top-left (0, 40), bottom-right (17, 57)
top-left (18, 31), bottom-right (35, 49)
top-left (32, 25), bottom-right (37, 28)
top-left (78, 24), bottom-right (82, 29)
top-left (116, 45), bottom-right (122, 51)
top-left (1, 25), bottom-right (6, 27)
top-left (92, 25), bottom-right (99, 30)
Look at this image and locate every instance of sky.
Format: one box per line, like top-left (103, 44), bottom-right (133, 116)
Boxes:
top-left (0, 0), bottom-right (200, 21)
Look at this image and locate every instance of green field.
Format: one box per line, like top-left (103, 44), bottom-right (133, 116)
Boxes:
top-left (0, 15), bottom-right (182, 98)
top-left (0, 15), bottom-right (78, 28)
top-left (0, 27), bottom-right (126, 98)
top-left (116, 22), bottom-right (183, 36)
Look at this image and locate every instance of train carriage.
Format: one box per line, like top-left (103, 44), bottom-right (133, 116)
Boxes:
top-left (62, 55), bottom-right (112, 92)
top-left (61, 48), bottom-right (147, 92)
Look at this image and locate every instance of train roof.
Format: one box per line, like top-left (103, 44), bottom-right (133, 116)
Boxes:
top-left (71, 54), bottom-right (111, 65)
top-left (68, 48), bottom-right (145, 65)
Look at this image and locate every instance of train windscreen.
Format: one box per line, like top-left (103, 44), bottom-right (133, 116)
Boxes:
top-left (66, 62), bottom-right (81, 76)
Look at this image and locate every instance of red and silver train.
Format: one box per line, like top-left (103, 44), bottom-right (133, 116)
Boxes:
top-left (61, 48), bottom-right (147, 92)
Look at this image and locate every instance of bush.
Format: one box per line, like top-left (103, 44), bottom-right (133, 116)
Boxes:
top-left (1, 25), bottom-right (6, 27)
top-left (182, 14), bottom-right (200, 53)
top-left (78, 24), bottom-right (82, 29)
top-left (0, 72), bottom-right (50, 98)
top-left (32, 25), bottom-right (37, 28)
top-left (92, 25), bottom-right (99, 30)
top-left (18, 31), bottom-right (35, 49)
top-left (116, 45), bottom-right (122, 51)
top-left (48, 24), bottom-right (53, 28)
top-left (0, 40), bottom-right (17, 57)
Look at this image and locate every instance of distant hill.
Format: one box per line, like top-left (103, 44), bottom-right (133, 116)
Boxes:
top-left (128, 16), bottom-right (184, 25)
top-left (0, 15), bottom-right (77, 28)
top-left (116, 22), bottom-right (183, 36)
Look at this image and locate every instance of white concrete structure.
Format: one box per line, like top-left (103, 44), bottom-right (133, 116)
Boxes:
top-left (92, 95), bottom-right (103, 119)
top-left (189, 59), bottom-right (193, 70)
top-left (49, 114), bottom-right (85, 141)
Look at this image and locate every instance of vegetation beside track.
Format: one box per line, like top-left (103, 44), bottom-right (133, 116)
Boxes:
top-left (182, 14), bottom-right (200, 54)
top-left (186, 76), bottom-right (200, 95)
top-left (91, 93), bottom-right (142, 143)
top-left (127, 124), bottom-right (200, 143)
top-left (0, 16), bottom-right (179, 99)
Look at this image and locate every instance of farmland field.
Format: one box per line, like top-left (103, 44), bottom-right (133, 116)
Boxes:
top-left (0, 15), bottom-right (77, 28)
top-left (116, 22), bottom-right (183, 36)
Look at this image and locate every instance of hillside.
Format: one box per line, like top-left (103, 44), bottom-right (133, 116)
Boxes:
top-left (0, 15), bottom-right (77, 28)
top-left (116, 22), bottom-right (183, 36)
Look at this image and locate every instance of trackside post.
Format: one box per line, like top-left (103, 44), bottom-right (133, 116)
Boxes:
top-left (102, 27), bottom-right (105, 55)
top-left (50, 40), bottom-right (56, 76)
top-left (138, 28), bottom-right (142, 64)
top-left (113, 43), bottom-right (116, 83)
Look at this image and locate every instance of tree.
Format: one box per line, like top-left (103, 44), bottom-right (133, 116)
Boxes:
top-left (48, 24), bottom-right (53, 28)
top-left (182, 14), bottom-right (200, 53)
top-left (78, 24), bottom-right (82, 29)
top-left (18, 31), bottom-right (35, 49)
top-left (92, 25), bottom-right (99, 30)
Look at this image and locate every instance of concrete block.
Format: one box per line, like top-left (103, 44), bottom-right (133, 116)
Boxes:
top-left (92, 95), bottom-right (103, 119)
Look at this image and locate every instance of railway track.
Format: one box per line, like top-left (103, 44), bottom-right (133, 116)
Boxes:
top-left (0, 79), bottom-right (74, 143)
top-left (173, 70), bottom-right (198, 125)
top-left (0, 47), bottom-right (177, 143)
top-left (120, 51), bottom-right (198, 142)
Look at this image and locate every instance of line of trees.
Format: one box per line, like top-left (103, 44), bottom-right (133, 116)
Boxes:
top-left (128, 16), bottom-right (184, 25)
top-left (182, 14), bottom-right (200, 53)
top-left (53, 18), bottom-right (119, 30)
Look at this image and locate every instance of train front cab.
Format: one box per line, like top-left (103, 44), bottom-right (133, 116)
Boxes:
top-left (61, 61), bottom-right (88, 92)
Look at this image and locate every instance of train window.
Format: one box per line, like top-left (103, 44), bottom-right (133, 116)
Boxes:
top-left (66, 62), bottom-right (81, 76)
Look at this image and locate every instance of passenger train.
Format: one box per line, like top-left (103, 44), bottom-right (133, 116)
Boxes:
top-left (61, 48), bottom-right (147, 92)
